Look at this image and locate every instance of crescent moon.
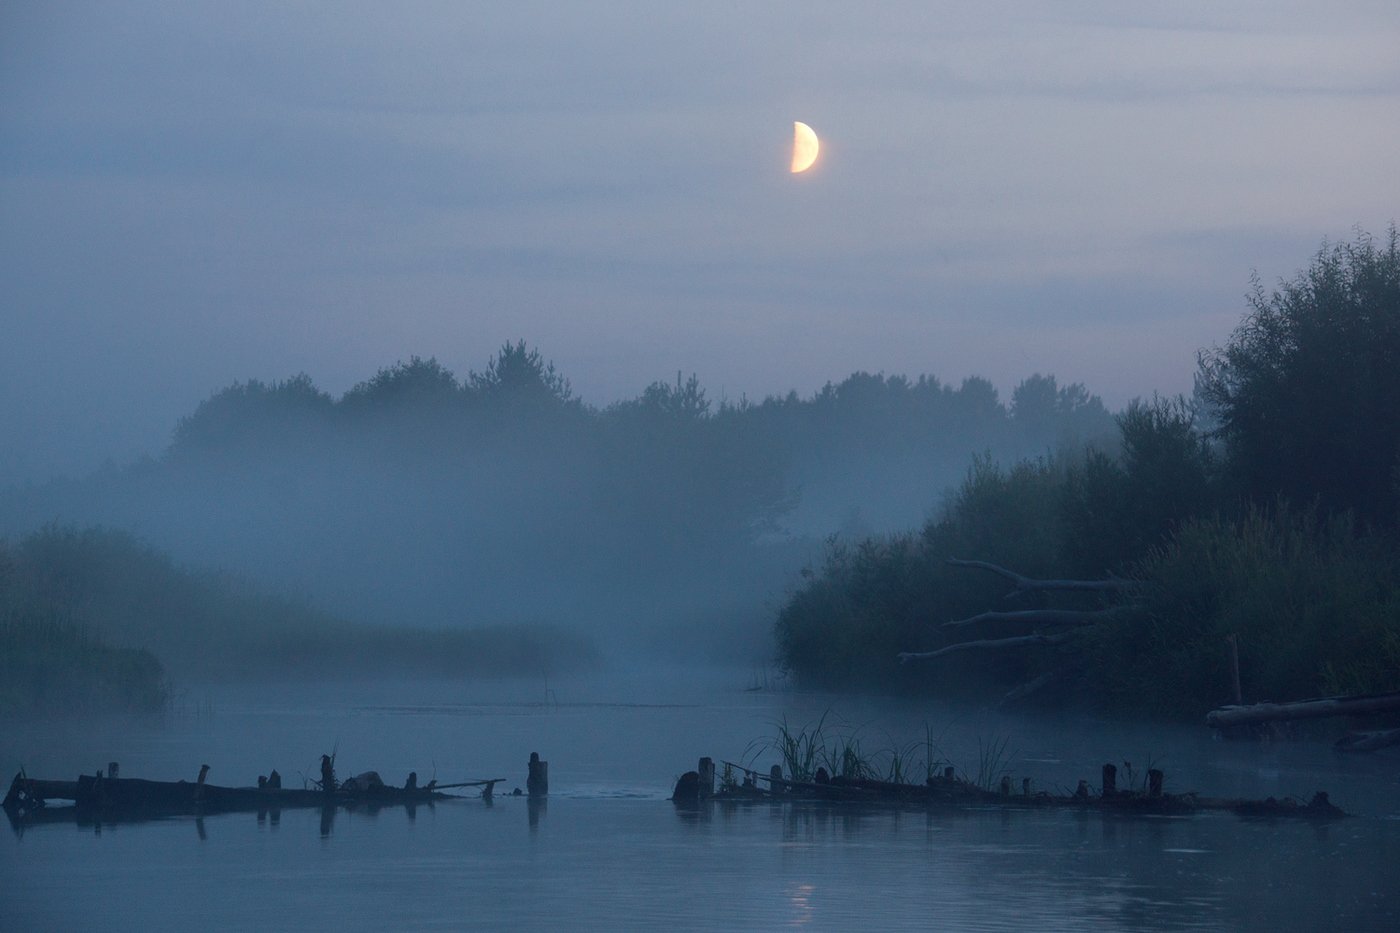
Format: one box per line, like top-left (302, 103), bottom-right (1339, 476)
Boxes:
top-left (791, 121), bottom-right (819, 173)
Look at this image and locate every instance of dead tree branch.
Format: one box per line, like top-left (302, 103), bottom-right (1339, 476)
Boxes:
top-left (943, 607), bottom-right (1127, 629)
top-left (898, 633), bottom-right (1069, 663)
top-left (947, 558), bottom-right (1135, 596)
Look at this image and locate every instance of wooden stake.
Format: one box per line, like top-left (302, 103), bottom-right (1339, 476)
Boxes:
top-left (698, 758), bottom-right (715, 800)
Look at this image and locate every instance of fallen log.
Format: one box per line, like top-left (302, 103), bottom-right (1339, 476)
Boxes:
top-left (898, 632), bottom-right (1069, 663)
top-left (1206, 690), bottom-right (1400, 729)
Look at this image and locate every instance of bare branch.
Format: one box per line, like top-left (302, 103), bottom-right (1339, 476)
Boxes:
top-left (898, 632), bottom-right (1069, 663)
top-left (943, 608), bottom-right (1126, 629)
top-left (947, 558), bottom-right (1135, 594)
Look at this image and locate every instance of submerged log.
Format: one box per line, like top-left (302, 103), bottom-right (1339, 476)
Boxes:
top-left (1206, 690), bottom-right (1400, 729)
top-left (681, 758), bottom-right (1345, 821)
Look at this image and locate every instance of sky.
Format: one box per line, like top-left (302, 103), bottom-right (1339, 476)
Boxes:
top-left (3, 1), bottom-right (1398, 486)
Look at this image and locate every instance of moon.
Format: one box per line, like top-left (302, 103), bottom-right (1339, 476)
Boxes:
top-left (791, 121), bottom-right (819, 173)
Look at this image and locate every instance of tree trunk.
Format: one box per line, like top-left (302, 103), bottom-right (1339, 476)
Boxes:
top-left (1206, 691), bottom-right (1400, 728)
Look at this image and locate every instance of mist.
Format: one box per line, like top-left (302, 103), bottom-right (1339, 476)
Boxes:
top-left (0, 344), bottom-right (1113, 677)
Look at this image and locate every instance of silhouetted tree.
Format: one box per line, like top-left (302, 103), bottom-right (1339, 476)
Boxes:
top-left (1198, 227), bottom-right (1400, 526)
top-left (467, 341), bottom-right (575, 409)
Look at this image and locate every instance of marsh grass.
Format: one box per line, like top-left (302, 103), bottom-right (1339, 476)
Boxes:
top-left (0, 609), bottom-right (169, 715)
top-left (750, 712), bottom-right (831, 782)
top-left (749, 713), bottom-right (1007, 788)
top-left (965, 735), bottom-right (1015, 791)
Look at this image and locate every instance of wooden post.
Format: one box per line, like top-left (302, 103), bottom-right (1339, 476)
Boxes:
top-left (769, 765), bottom-right (783, 794)
top-left (527, 752), bottom-right (548, 798)
top-left (1226, 634), bottom-right (1243, 705)
top-left (197, 764), bottom-right (210, 785)
top-left (697, 757), bottom-right (715, 800)
top-left (1148, 769), bottom-right (1163, 798)
top-left (1101, 763), bottom-right (1116, 797)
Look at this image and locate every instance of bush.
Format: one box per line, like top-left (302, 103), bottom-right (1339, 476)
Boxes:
top-left (1081, 506), bottom-right (1400, 716)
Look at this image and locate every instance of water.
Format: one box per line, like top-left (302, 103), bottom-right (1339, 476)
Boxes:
top-left (4, 669), bottom-right (1398, 931)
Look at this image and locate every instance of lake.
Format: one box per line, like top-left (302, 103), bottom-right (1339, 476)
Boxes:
top-left (3, 667), bottom-right (1398, 930)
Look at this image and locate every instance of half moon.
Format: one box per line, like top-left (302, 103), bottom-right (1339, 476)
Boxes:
top-left (791, 121), bottom-right (819, 173)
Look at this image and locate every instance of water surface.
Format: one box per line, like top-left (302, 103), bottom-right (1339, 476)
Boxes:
top-left (4, 669), bottom-right (1397, 930)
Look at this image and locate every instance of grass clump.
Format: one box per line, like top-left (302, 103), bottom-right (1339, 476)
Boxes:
top-left (750, 714), bottom-right (1008, 789)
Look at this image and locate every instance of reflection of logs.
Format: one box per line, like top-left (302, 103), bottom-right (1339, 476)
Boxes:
top-left (898, 633), bottom-right (1069, 663)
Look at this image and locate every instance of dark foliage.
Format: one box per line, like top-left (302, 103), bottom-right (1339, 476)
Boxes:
top-left (1199, 227), bottom-right (1400, 527)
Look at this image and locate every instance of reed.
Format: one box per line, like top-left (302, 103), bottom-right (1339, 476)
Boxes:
top-left (749, 714), bottom-right (1008, 790)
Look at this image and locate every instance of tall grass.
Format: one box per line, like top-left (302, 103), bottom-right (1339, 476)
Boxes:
top-left (749, 714), bottom-right (1007, 789)
top-left (0, 608), bottom-right (169, 715)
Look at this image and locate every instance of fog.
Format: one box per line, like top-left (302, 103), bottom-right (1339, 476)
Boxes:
top-left (0, 347), bottom-right (1113, 673)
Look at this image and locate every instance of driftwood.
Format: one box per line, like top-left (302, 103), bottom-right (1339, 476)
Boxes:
top-left (946, 558), bottom-right (1135, 596)
top-left (1206, 690), bottom-right (1400, 729)
top-left (898, 633), bottom-right (1069, 663)
top-left (943, 607), bottom-right (1126, 629)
